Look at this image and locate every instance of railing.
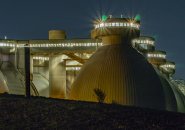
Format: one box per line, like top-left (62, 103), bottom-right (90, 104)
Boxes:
top-left (30, 81), bottom-right (39, 96)
top-left (16, 69), bottom-right (39, 96)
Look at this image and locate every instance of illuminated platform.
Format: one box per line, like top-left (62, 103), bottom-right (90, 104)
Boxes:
top-left (160, 61), bottom-right (175, 76)
top-left (94, 18), bottom-right (140, 29)
top-left (91, 18), bottom-right (140, 40)
top-left (132, 36), bottom-right (155, 52)
top-left (146, 51), bottom-right (167, 66)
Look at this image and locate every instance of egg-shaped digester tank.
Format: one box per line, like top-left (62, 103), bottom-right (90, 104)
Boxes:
top-left (69, 17), bottom-right (172, 110)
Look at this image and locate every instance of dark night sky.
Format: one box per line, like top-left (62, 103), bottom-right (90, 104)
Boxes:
top-left (0, 0), bottom-right (184, 80)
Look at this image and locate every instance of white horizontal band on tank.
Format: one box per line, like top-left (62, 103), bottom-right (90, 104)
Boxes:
top-left (147, 53), bottom-right (166, 59)
top-left (94, 22), bottom-right (140, 29)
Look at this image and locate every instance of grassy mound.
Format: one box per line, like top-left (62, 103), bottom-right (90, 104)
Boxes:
top-left (0, 94), bottom-right (185, 129)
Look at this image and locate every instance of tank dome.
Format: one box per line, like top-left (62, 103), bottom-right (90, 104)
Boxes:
top-left (69, 42), bottom-right (172, 110)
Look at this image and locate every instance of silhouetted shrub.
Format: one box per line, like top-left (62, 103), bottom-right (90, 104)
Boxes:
top-left (112, 100), bottom-right (118, 105)
top-left (94, 88), bottom-right (106, 103)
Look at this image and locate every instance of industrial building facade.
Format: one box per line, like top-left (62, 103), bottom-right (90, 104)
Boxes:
top-left (0, 15), bottom-right (185, 112)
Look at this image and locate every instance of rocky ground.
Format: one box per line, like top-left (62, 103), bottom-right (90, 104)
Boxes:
top-left (0, 94), bottom-right (185, 130)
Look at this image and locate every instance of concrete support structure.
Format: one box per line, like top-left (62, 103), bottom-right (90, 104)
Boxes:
top-left (66, 70), bottom-right (79, 98)
top-left (49, 55), bottom-right (67, 98)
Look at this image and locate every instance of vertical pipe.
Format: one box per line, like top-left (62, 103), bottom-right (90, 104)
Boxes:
top-left (24, 44), bottom-right (30, 98)
top-left (14, 41), bottom-right (17, 69)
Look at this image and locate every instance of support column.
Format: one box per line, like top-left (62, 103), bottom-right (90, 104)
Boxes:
top-left (49, 55), bottom-right (66, 98)
top-left (24, 45), bottom-right (30, 98)
top-left (30, 55), bottom-right (33, 81)
top-left (17, 47), bottom-right (25, 73)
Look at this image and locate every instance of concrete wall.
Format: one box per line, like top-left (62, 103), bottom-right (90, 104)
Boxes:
top-left (66, 70), bottom-right (79, 98)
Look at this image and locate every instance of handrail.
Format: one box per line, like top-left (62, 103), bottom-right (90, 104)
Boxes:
top-left (30, 81), bottom-right (39, 96)
top-left (16, 68), bottom-right (39, 96)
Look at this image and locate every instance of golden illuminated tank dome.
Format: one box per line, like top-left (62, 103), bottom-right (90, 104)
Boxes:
top-left (70, 43), bottom-right (178, 111)
top-left (146, 51), bottom-right (167, 66)
top-left (69, 18), bottom-right (176, 111)
top-left (70, 17), bottom-right (178, 111)
top-left (91, 17), bottom-right (140, 40)
top-left (132, 36), bottom-right (155, 52)
top-left (49, 30), bottom-right (66, 40)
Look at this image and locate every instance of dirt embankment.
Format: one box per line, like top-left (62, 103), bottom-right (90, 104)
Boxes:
top-left (0, 94), bottom-right (185, 130)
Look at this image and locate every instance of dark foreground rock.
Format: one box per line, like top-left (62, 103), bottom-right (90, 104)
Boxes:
top-left (0, 94), bottom-right (185, 130)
